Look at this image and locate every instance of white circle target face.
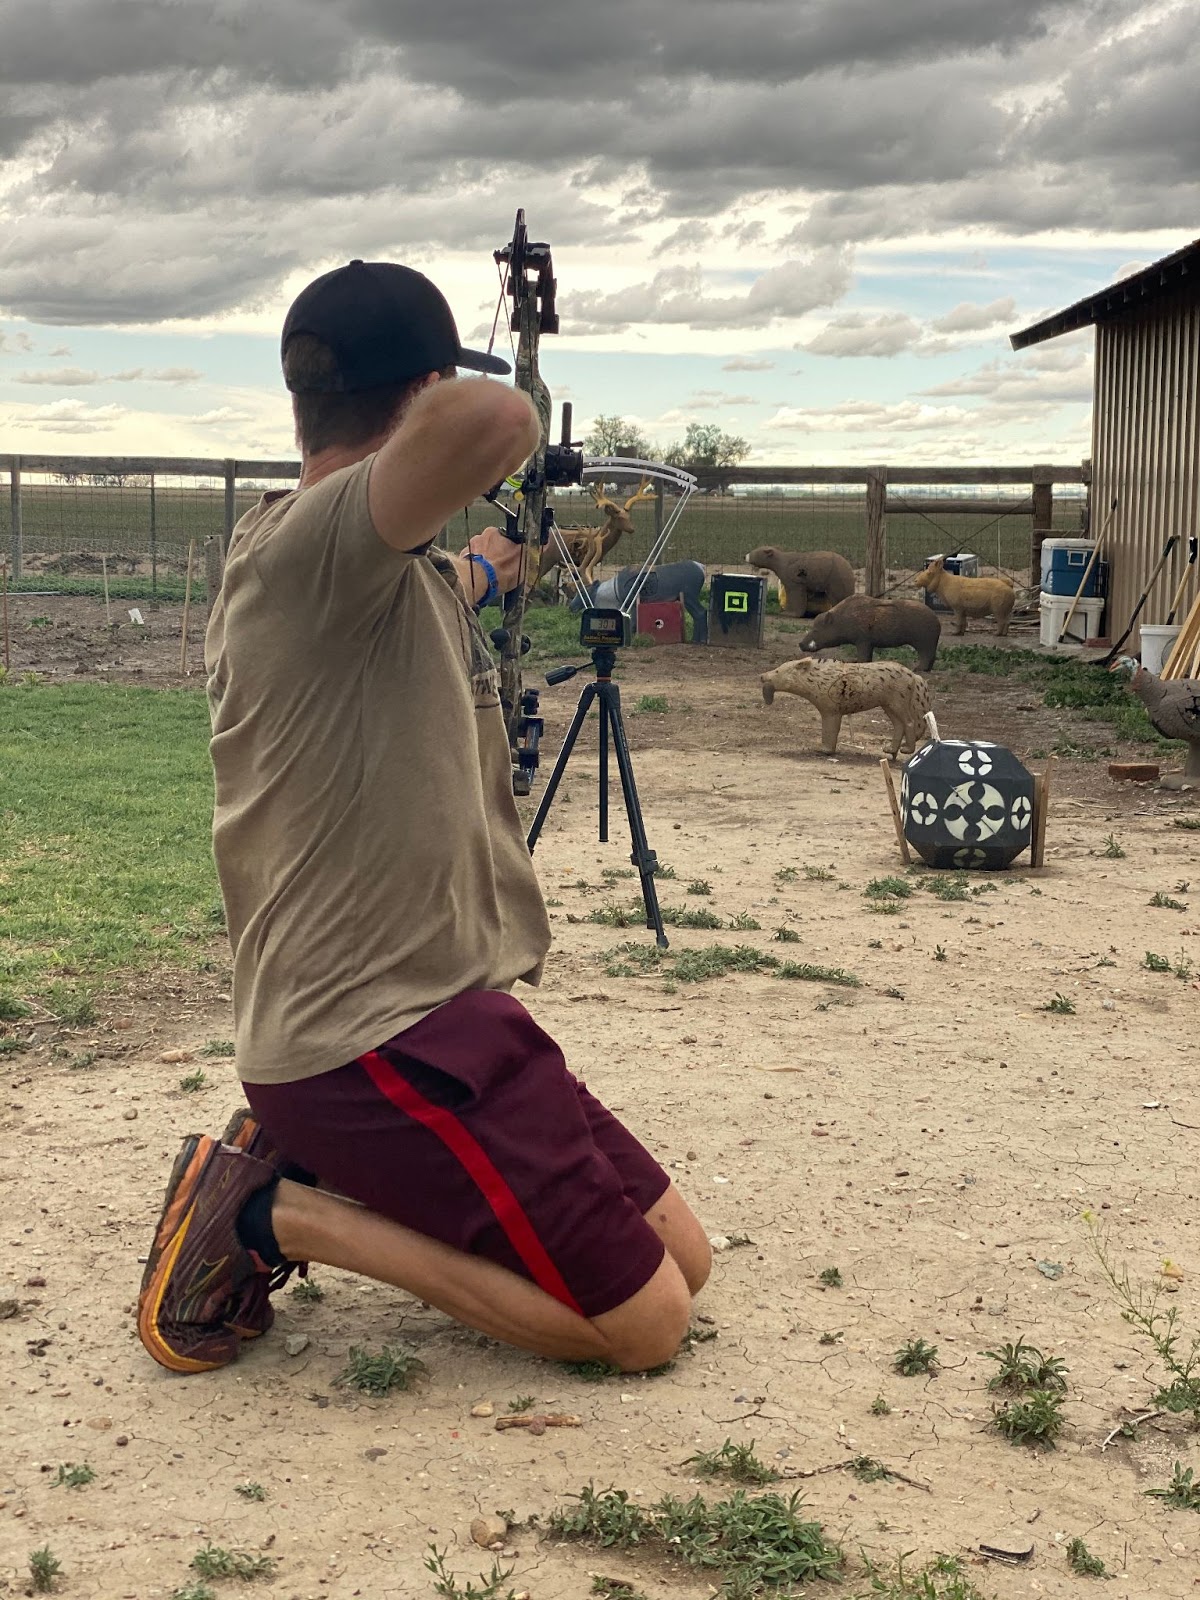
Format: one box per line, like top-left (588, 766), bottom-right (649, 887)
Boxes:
top-left (943, 781), bottom-right (1006, 841)
top-left (909, 790), bottom-right (940, 826)
top-left (953, 847), bottom-right (989, 868)
top-left (958, 746), bottom-right (993, 777)
top-left (1010, 795), bottom-right (1033, 832)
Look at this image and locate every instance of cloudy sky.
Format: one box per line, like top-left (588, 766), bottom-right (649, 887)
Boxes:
top-left (1, 0), bottom-right (1195, 466)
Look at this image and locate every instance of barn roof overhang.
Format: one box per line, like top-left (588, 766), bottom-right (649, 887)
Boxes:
top-left (1009, 237), bottom-right (1200, 350)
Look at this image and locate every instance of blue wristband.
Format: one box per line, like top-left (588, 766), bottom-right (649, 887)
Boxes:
top-left (466, 552), bottom-right (499, 609)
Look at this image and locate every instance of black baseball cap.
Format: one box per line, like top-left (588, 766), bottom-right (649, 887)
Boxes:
top-left (281, 259), bottom-right (511, 391)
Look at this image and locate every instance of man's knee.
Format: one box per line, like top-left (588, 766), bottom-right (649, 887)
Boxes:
top-left (594, 1260), bottom-right (692, 1373)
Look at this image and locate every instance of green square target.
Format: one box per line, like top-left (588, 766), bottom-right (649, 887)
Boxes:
top-left (724, 592), bottom-right (749, 613)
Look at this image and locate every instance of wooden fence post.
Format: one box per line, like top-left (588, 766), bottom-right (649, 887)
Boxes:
top-left (149, 472), bottom-right (158, 595)
top-left (1030, 464), bottom-right (1055, 586)
top-left (9, 457), bottom-right (22, 582)
top-left (865, 467), bottom-right (887, 596)
top-left (223, 459), bottom-right (236, 550)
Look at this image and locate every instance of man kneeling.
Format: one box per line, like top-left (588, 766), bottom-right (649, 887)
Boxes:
top-left (136, 260), bottom-right (710, 1376)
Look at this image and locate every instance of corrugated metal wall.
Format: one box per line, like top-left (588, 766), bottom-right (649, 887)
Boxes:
top-left (1092, 285), bottom-right (1200, 650)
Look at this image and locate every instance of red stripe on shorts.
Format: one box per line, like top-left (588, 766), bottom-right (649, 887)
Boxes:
top-left (357, 1048), bottom-right (584, 1316)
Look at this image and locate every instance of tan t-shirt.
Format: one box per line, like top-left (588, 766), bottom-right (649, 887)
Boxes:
top-left (204, 453), bottom-right (551, 1085)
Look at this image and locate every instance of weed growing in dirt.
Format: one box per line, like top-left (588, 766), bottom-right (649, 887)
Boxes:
top-left (655, 863), bottom-right (677, 879)
top-left (191, 1545), bottom-right (276, 1581)
top-left (819, 1266), bottom-right (843, 1287)
top-left (635, 695), bottom-right (669, 713)
top-left (234, 1481), bottom-right (266, 1500)
top-left (884, 986), bottom-right (906, 999)
top-left (687, 879), bottom-right (713, 895)
top-left (1103, 834), bottom-right (1126, 858)
top-left (983, 1338), bottom-right (1067, 1393)
top-left (589, 903), bottom-right (646, 928)
top-left (774, 926), bottom-right (801, 942)
top-left (775, 866), bottom-right (799, 882)
top-left (590, 1578), bottom-right (649, 1600)
top-left (681, 1324), bottom-right (719, 1351)
top-left (67, 1050), bottom-right (96, 1069)
top-left (291, 1277), bottom-right (323, 1303)
top-left (870, 1396), bottom-right (891, 1416)
top-left (334, 1344), bottom-right (425, 1396)
top-left (870, 901), bottom-right (902, 916)
top-left (991, 1389), bottom-right (1065, 1447)
top-left (819, 1330), bottom-right (842, 1346)
top-left (1150, 892), bottom-right (1188, 910)
top-left (549, 1482), bottom-right (841, 1591)
top-left (933, 945), bottom-right (947, 962)
top-left (45, 983), bottom-right (96, 1027)
top-left (0, 1035), bottom-right (27, 1055)
top-left (171, 1583), bottom-right (217, 1600)
top-left (1173, 817), bottom-right (1200, 830)
top-left (425, 1547), bottom-right (518, 1600)
top-left (1042, 993), bottom-right (1075, 1014)
top-left (201, 1038), bottom-right (235, 1056)
top-left (780, 961), bottom-right (861, 987)
top-left (179, 1067), bottom-right (207, 1092)
top-left (1146, 1462), bottom-right (1200, 1510)
top-left (1086, 1215), bottom-right (1200, 1422)
top-left (563, 1359), bottom-right (623, 1381)
top-left (894, 1339), bottom-right (938, 1376)
top-left (1175, 952), bottom-right (1195, 980)
top-left (0, 991), bottom-right (30, 1022)
top-left (729, 912), bottom-right (762, 931)
top-left (1065, 1537), bottom-right (1108, 1576)
top-left (684, 1439), bottom-right (781, 1485)
top-left (865, 877), bottom-right (913, 901)
top-left (924, 876), bottom-right (970, 901)
top-left (660, 906), bottom-right (723, 929)
top-left (29, 1547), bottom-right (62, 1593)
top-left (804, 865), bottom-right (836, 881)
top-left (856, 1551), bottom-right (985, 1599)
top-left (508, 1395), bottom-right (536, 1413)
top-left (1144, 950), bottom-right (1171, 971)
top-left (52, 1462), bottom-right (95, 1488)
top-left (602, 940), bottom-right (862, 988)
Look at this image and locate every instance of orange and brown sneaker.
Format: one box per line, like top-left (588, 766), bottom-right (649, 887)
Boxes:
top-left (137, 1135), bottom-right (279, 1373)
top-left (219, 1109), bottom-right (314, 1339)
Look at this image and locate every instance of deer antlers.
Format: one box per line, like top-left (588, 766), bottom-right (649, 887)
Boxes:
top-left (589, 477), bottom-right (655, 517)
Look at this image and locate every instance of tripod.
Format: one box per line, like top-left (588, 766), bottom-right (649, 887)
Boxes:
top-left (527, 646), bottom-right (668, 948)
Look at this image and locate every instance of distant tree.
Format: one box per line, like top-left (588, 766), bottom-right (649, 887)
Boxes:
top-left (583, 414), bottom-right (655, 459)
top-left (662, 423), bottom-right (751, 472)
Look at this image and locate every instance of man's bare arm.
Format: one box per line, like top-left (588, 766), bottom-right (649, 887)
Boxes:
top-left (368, 378), bottom-right (540, 553)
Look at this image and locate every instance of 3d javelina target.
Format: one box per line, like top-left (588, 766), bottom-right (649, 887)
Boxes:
top-left (899, 739), bottom-right (1034, 869)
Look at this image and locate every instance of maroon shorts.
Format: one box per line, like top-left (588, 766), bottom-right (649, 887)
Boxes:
top-left (243, 990), bottom-right (670, 1319)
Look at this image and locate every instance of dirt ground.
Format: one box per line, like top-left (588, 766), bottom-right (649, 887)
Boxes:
top-left (3, 594), bottom-right (1200, 1600)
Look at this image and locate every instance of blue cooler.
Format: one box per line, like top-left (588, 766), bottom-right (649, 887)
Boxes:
top-left (1041, 538), bottom-right (1107, 598)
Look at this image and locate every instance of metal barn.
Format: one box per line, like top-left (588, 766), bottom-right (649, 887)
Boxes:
top-left (1010, 239), bottom-right (1199, 652)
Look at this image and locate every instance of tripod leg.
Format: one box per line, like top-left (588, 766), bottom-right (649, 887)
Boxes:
top-left (598, 693), bottom-right (609, 843)
top-left (527, 681), bottom-right (597, 852)
top-left (600, 683), bottom-right (669, 949)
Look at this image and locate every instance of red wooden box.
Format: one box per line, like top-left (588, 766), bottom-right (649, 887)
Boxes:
top-left (635, 599), bottom-right (686, 643)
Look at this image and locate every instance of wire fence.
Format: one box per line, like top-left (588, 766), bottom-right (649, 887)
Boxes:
top-left (2, 456), bottom-right (1087, 603)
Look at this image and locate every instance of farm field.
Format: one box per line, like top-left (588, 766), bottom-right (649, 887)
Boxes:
top-left (1, 592), bottom-right (1198, 1600)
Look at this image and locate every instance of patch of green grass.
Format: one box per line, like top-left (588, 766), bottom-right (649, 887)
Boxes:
top-left (728, 912), bottom-right (761, 931)
top-left (654, 863), bottom-right (677, 879)
top-left (1042, 993), bottom-right (1075, 1014)
top-left (775, 866), bottom-right (799, 882)
top-left (200, 1038), bottom-right (235, 1056)
top-left (0, 685), bottom-right (220, 995)
top-left (588, 902), bottom-right (646, 928)
top-left (0, 991), bottom-right (31, 1022)
top-left (870, 1395), bottom-right (891, 1416)
top-left (1065, 1537), bottom-right (1108, 1576)
top-left (635, 695), bottom-right (669, 713)
top-left (1150, 891), bottom-right (1188, 910)
top-left (190, 1545), bottom-right (277, 1581)
top-left (855, 1551), bottom-right (986, 1599)
top-left (52, 1462), bottom-right (95, 1489)
top-left (686, 879), bottom-right (712, 895)
top-left (563, 1359), bottom-right (623, 1381)
top-left (590, 1578), bottom-right (649, 1600)
top-left (803, 865), bottom-right (835, 881)
top-left (865, 876), bottom-right (913, 901)
top-left (508, 1394), bottom-right (536, 1413)
top-left (602, 867), bottom-right (635, 881)
top-left (1145, 1461), bottom-right (1200, 1511)
top-left (334, 1344), bottom-right (425, 1396)
top-left (234, 1480), bottom-right (266, 1501)
top-left (0, 1034), bottom-right (28, 1055)
top-left (660, 905), bottom-right (723, 929)
top-left (29, 1547), bottom-right (62, 1593)
top-left (819, 1266), bottom-right (843, 1288)
top-left (291, 1276), bottom-right (323, 1302)
top-left (179, 1067), bottom-right (208, 1092)
top-left (1143, 950), bottom-right (1171, 971)
top-left (44, 982), bottom-right (96, 1027)
top-left (171, 1583), bottom-right (217, 1600)
top-left (549, 1482), bottom-right (840, 1592)
top-left (1172, 816), bottom-right (1200, 830)
top-left (991, 1389), bottom-right (1065, 1448)
top-left (983, 1337), bottom-right (1068, 1393)
top-left (933, 944), bottom-right (947, 962)
top-left (778, 960), bottom-right (862, 988)
top-left (1103, 834), bottom-right (1126, 859)
top-left (894, 1338), bottom-right (938, 1376)
top-left (923, 875), bottom-right (970, 901)
top-left (773, 926), bottom-right (801, 942)
top-left (684, 1438), bottom-right (780, 1485)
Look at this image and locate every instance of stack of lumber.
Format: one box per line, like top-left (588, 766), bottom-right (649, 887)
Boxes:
top-left (1162, 585), bottom-right (1200, 679)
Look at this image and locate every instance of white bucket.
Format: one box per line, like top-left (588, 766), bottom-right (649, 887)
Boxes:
top-left (1140, 624), bottom-right (1181, 675)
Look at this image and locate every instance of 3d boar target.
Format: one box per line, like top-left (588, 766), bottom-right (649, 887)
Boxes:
top-left (899, 739), bottom-right (1035, 869)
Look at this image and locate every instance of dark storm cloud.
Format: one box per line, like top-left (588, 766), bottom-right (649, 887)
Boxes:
top-left (0, 0), bottom-right (1193, 327)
